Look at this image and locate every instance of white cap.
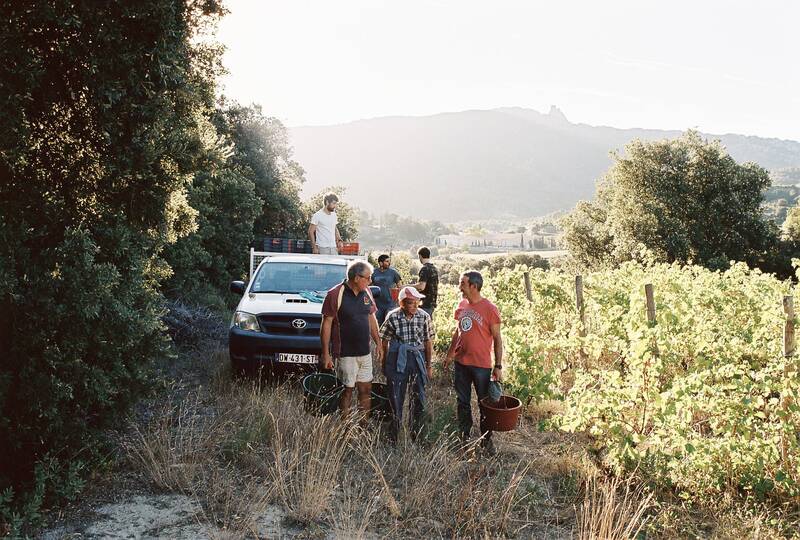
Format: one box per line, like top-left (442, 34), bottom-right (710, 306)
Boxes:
top-left (398, 286), bottom-right (425, 301)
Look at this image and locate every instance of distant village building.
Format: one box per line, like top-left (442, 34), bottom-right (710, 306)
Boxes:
top-left (436, 232), bottom-right (561, 251)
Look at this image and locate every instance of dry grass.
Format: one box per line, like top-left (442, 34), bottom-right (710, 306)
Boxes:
top-left (189, 465), bottom-right (271, 537)
top-left (327, 478), bottom-right (381, 540)
top-left (125, 351), bottom-right (677, 539)
top-left (124, 393), bottom-right (228, 492)
top-left (266, 411), bottom-right (353, 523)
top-left (576, 474), bottom-right (653, 540)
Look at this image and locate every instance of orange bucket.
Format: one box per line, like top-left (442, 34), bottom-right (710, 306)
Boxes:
top-left (480, 395), bottom-right (522, 431)
top-left (390, 287), bottom-right (400, 303)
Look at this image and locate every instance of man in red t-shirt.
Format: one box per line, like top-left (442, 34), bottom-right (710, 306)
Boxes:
top-left (443, 270), bottom-right (503, 454)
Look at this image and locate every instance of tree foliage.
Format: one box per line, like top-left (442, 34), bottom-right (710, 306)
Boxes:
top-left (561, 132), bottom-right (781, 271)
top-left (0, 0), bottom-right (224, 527)
top-left (782, 204), bottom-right (800, 242)
top-left (162, 102), bottom-right (306, 307)
top-left (213, 102), bottom-right (307, 239)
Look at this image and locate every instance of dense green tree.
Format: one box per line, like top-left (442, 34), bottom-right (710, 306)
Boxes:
top-left (782, 205), bottom-right (800, 241)
top-left (162, 101), bottom-right (306, 306)
top-left (162, 168), bottom-right (262, 306)
top-left (214, 102), bottom-right (307, 239)
top-left (0, 0), bottom-right (224, 526)
top-left (560, 200), bottom-right (615, 268)
top-left (561, 132), bottom-right (780, 270)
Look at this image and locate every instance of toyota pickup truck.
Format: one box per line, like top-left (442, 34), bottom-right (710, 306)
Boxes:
top-left (228, 248), bottom-right (376, 376)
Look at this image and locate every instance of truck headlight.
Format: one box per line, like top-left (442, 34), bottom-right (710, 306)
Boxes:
top-left (232, 311), bottom-right (260, 332)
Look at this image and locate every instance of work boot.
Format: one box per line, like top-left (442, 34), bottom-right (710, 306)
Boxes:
top-left (480, 437), bottom-right (496, 457)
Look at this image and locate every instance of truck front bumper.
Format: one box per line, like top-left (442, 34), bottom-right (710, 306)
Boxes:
top-left (229, 327), bottom-right (323, 376)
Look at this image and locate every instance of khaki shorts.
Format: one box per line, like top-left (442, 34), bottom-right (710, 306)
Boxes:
top-left (337, 354), bottom-right (373, 387)
top-left (317, 245), bottom-right (338, 255)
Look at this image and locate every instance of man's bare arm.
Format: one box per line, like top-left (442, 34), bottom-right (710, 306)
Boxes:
top-left (490, 322), bottom-right (503, 381)
top-left (369, 314), bottom-right (383, 362)
top-left (320, 315), bottom-right (334, 369)
top-left (308, 224), bottom-right (319, 254)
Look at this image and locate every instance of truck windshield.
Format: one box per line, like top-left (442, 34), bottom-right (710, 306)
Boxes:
top-left (251, 262), bottom-right (345, 294)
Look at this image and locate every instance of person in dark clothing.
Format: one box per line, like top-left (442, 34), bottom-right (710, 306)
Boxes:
top-left (372, 254), bottom-right (401, 325)
top-left (410, 246), bottom-right (438, 317)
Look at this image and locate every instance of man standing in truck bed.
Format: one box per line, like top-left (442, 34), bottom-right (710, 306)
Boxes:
top-left (308, 192), bottom-right (343, 255)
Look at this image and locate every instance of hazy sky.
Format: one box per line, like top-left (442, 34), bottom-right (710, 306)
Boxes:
top-left (218, 0), bottom-right (799, 141)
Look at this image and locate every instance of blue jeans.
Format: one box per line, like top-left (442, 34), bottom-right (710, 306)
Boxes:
top-left (454, 361), bottom-right (492, 442)
top-left (385, 349), bottom-right (427, 440)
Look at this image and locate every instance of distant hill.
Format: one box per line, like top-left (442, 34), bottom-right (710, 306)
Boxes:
top-left (289, 107), bottom-right (800, 220)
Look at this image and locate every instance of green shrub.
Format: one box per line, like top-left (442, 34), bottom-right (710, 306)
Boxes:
top-left (0, 0), bottom-right (225, 530)
top-left (461, 262), bottom-right (800, 502)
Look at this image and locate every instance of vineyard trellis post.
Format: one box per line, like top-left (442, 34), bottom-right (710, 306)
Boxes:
top-left (576, 275), bottom-right (587, 361)
top-left (523, 271), bottom-right (533, 302)
top-left (783, 295), bottom-right (795, 358)
top-left (645, 283), bottom-right (659, 357)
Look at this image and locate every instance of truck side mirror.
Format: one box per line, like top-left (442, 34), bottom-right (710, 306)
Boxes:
top-left (230, 281), bottom-right (246, 295)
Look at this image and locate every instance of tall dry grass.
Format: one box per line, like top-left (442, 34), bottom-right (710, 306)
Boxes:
top-left (124, 393), bottom-right (230, 492)
top-left (124, 357), bottom-right (573, 538)
top-left (266, 411), bottom-right (353, 523)
top-left (576, 474), bottom-right (653, 540)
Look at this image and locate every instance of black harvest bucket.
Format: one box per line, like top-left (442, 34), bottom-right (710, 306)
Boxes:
top-left (302, 373), bottom-right (343, 415)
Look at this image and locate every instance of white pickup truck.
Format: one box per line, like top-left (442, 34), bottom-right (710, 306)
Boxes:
top-left (228, 248), bottom-right (376, 375)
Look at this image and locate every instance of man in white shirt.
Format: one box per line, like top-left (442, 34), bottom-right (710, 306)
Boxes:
top-left (308, 192), bottom-right (343, 255)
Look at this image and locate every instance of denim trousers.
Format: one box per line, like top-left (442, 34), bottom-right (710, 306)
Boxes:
top-left (385, 350), bottom-right (427, 439)
top-left (453, 361), bottom-right (492, 441)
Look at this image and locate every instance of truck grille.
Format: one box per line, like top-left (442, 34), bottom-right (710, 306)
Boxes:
top-left (257, 314), bottom-right (321, 336)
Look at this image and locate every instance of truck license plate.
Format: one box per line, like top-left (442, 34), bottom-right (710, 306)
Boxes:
top-left (277, 353), bottom-right (318, 364)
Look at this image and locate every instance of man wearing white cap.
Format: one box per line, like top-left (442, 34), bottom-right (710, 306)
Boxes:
top-left (378, 286), bottom-right (434, 441)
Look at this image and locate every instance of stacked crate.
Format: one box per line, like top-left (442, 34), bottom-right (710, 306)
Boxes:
top-left (339, 242), bottom-right (359, 255)
top-left (258, 237), bottom-right (314, 253)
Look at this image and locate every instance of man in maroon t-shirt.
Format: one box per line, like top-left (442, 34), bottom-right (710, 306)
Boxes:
top-left (321, 260), bottom-right (383, 423)
top-left (443, 270), bottom-right (503, 454)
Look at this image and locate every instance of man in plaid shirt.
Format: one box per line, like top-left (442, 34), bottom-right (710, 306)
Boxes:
top-left (379, 286), bottom-right (434, 441)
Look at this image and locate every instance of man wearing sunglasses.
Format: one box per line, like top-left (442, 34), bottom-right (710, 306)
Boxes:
top-left (321, 261), bottom-right (383, 423)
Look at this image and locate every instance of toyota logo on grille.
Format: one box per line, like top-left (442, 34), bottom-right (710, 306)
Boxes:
top-left (291, 318), bottom-right (307, 329)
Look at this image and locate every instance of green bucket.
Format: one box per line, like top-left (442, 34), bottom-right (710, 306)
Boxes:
top-left (302, 373), bottom-right (343, 415)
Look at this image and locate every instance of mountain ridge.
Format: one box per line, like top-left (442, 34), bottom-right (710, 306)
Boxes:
top-left (289, 107), bottom-right (800, 220)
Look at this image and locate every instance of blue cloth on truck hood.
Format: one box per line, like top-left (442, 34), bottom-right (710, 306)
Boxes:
top-left (299, 290), bottom-right (325, 303)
